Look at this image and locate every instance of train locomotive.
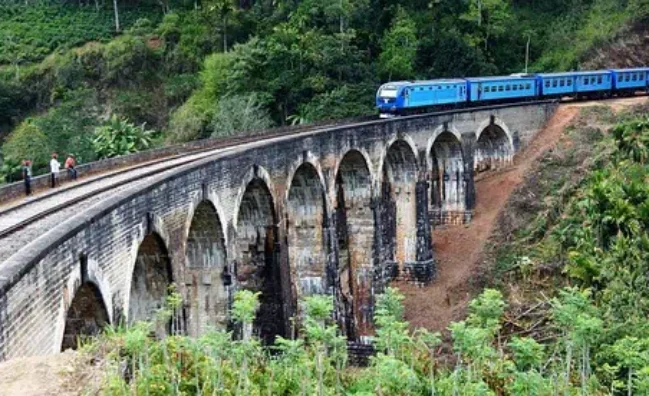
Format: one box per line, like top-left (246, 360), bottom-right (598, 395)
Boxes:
top-left (376, 67), bottom-right (649, 118)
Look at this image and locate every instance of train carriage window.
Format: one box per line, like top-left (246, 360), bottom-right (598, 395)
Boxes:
top-left (552, 80), bottom-right (558, 87)
top-left (632, 74), bottom-right (638, 81)
top-left (526, 83), bottom-right (531, 89)
top-left (498, 85), bottom-right (504, 92)
top-left (512, 85), bottom-right (518, 91)
top-left (625, 74), bottom-right (631, 82)
top-left (559, 80), bottom-right (565, 87)
top-left (567, 79), bottom-right (573, 86)
top-left (505, 85), bottom-right (511, 91)
top-left (584, 77), bottom-right (589, 85)
top-left (484, 86), bottom-right (490, 93)
top-left (545, 80), bottom-right (550, 88)
top-left (597, 76), bottom-right (603, 84)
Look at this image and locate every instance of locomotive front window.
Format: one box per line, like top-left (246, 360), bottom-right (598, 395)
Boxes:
top-left (380, 88), bottom-right (398, 98)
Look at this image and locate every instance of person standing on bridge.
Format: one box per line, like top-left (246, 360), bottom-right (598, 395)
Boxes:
top-left (22, 159), bottom-right (32, 196)
top-left (65, 154), bottom-right (77, 180)
top-left (50, 152), bottom-right (61, 188)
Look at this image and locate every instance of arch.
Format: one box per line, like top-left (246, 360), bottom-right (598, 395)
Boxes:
top-left (128, 232), bottom-right (173, 330)
top-left (61, 281), bottom-right (109, 351)
top-left (287, 162), bottom-right (329, 297)
top-left (380, 140), bottom-right (419, 267)
top-left (330, 147), bottom-right (375, 196)
top-left (475, 123), bottom-right (513, 172)
top-left (376, 135), bottom-right (420, 186)
top-left (430, 132), bottom-right (466, 221)
top-left (425, 124), bottom-right (463, 174)
top-left (475, 117), bottom-right (514, 172)
top-left (232, 165), bottom-right (276, 230)
top-left (334, 150), bottom-right (374, 339)
top-left (235, 177), bottom-right (285, 344)
top-left (185, 200), bottom-right (229, 336)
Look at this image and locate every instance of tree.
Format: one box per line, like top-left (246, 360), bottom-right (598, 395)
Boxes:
top-left (204, 0), bottom-right (237, 52)
top-left (378, 7), bottom-right (418, 81)
top-left (461, 0), bottom-right (512, 52)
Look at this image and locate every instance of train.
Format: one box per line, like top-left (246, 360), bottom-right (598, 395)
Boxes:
top-left (376, 67), bottom-right (649, 118)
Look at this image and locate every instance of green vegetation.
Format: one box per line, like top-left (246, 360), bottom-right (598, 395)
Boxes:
top-left (0, 4), bottom-right (161, 65)
top-left (92, 115), bottom-right (156, 159)
top-left (2, 0), bottom-right (648, 183)
top-left (482, 106), bottom-right (649, 394)
top-left (85, 281), bottom-right (649, 394)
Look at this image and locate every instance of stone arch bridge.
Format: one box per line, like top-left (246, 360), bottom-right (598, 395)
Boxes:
top-left (0, 102), bottom-right (557, 359)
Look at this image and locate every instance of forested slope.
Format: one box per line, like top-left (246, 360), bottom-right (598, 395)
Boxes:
top-left (1, 0), bottom-right (648, 181)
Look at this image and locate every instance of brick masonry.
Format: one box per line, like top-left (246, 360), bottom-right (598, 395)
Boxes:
top-left (0, 102), bottom-right (557, 360)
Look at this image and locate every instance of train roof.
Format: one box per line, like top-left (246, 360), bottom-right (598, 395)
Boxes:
top-left (464, 75), bottom-right (535, 82)
top-left (609, 67), bottom-right (649, 73)
top-left (537, 70), bottom-right (611, 78)
top-left (381, 79), bottom-right (466, 88)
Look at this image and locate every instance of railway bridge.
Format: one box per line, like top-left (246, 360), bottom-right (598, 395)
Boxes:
top-left (0, 102), bottom-right (556, 360)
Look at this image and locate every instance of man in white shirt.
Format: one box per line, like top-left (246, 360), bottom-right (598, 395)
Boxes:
top-left (50, 152), bottom-right (61, 188)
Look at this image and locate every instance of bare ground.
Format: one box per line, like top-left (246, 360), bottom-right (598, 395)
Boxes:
top-left (397, 96), bottom-right (649, 332)
top-left (0, 350), bottom-right (101, 396)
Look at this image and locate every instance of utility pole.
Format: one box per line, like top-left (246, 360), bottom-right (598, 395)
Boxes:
top-left (113, 0), bottom-right (120, 33)
top-left (525, 34), bottom-right (531, 74)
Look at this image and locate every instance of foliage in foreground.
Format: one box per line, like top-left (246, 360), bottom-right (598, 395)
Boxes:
top-left (85, 286), bottom-right (646, 395)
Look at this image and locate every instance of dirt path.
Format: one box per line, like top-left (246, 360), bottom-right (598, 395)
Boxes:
top-left (398, 97), bottom-right (648, 331)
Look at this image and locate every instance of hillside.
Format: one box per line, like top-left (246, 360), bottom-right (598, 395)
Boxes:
top-left (2, 0), bottom-right (649, 183)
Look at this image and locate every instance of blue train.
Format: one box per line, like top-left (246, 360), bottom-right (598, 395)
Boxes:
top-left (376, 67), bottom-right (649, 118)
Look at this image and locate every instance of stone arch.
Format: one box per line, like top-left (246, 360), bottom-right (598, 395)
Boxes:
top-left (334, 150), bottom-right (375, 340)
top-left (61, 280), bottom-right (109, 351)
top-left (430, 132), bottom-right (466, 224)
top-left (128, 232), bottom-right (173, 332)
top-left (475, 118), bottom-right (514, 172)
top-left (185, 200), bottom-right (229, 336)
top-left (286, 162), bottom-right (329, 298)
top-left (235, 177), bottom-right (285, 345)
top-left (380, 140), bottom-right (419, 269)
top-left (331, 147), bottom-right (375, 196)
top-left (232, 165), bottom-right (276, 230)
top-left (376, 135), bottom-right (419, 185)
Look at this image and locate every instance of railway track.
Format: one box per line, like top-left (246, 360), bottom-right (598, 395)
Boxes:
top-left (0, 119), bottom-right (368, 264)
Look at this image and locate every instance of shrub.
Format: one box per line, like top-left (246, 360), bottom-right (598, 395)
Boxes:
top-left (92, 115), bottom-right (156, 159)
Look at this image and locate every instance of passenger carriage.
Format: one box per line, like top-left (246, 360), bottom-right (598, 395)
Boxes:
top-left (465, 76), bottom-right (537, 103)
top-left (536, 72), bottom-right (576, 98)
top-left (610, 68), bottom-right (649, 94)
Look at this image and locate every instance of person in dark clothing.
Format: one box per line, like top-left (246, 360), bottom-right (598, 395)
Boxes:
top-left (22, 159), bottom-right (32, 196)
